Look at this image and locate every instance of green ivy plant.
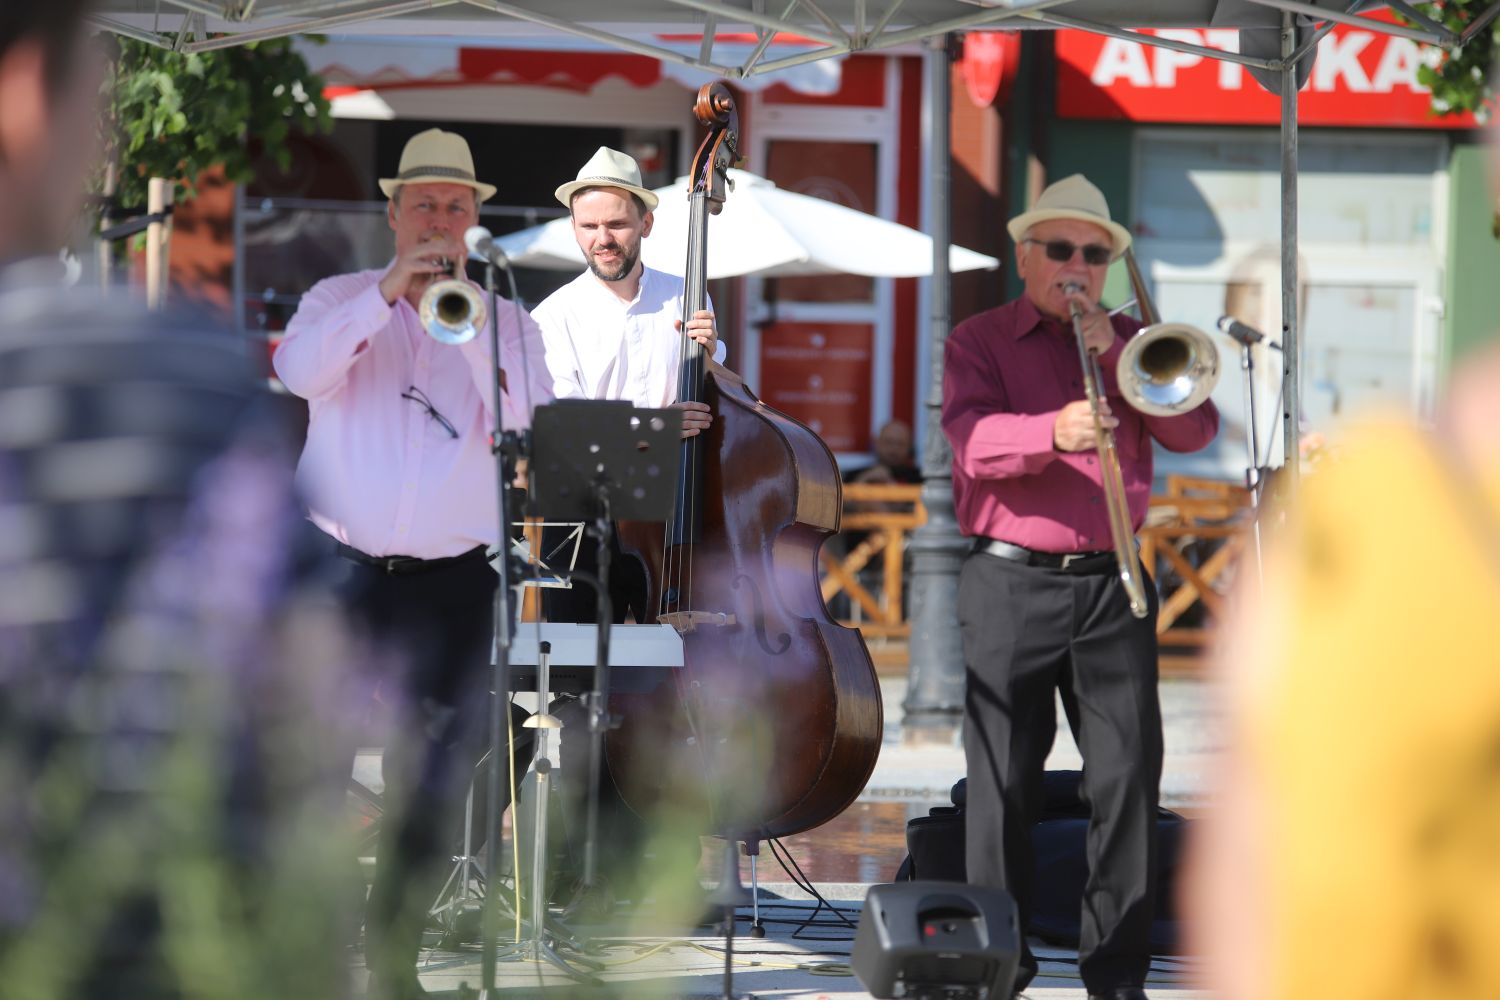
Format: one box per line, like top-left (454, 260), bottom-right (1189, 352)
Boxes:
top-left (1407, 0), bottom-right (1498, 121)
top-left (103, 37), bottom-right (333, 211)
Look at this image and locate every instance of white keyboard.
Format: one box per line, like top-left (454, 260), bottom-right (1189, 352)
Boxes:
top-left (500, 623), bottom-right (683, 694)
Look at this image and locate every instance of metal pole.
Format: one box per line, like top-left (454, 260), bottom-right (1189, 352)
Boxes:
top-left (231, 182), bottom-right (246, 334)
top-left (98, 162), bottom-right (116, 291)
top-left (902, 34), bottom-right (967, 742)
top-left (1279, 13), bottom-right (1300, 489)
top-left (146, 178), bottom-right (173, 311)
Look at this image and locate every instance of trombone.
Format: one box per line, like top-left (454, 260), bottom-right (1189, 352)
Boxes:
top-left (1067, 248), bottom-right (1220, 619)
top-left (418, 254), bottom-right (486, 345)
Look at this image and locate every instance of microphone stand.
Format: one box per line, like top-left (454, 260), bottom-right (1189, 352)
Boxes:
top-left (1221, 317), bottom-right (1283, 595)
top-left (473, 252), bottom-right (603, 992)
top-left (577, 497), bottom-right (618, 903)
top-left (478, 260), bottom-right (522, 998)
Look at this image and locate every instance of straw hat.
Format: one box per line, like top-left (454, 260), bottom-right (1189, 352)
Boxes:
top-left (378, 128), bottom-right (496, 202)
top-left (1006, 174), bottom-right (1132, 260)
top-left (554, 146), bottom-right (660, 212)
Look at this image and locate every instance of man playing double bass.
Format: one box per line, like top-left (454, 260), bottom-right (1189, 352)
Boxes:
top-left (533, 146), bottom-right (724, 625)
top-left (529, 147), bottom-right (729, 910)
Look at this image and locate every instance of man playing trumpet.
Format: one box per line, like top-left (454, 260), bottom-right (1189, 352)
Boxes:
top-left (273, 128), bottom-right (550, 1000)
top-left (941, 175), bottom-right (1219, 1000)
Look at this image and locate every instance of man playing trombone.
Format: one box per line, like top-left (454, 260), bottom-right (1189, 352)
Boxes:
top-left (273, 128), bottom-right (550, 1000)
top-left (941, 174), bottom-right (1219, 1000)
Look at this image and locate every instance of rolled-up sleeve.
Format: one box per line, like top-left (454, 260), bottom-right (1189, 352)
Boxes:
top-left (942, 322), bottom-right (1059, 481)
top-left (1143, 400), bottom-right (1221, 453)
top-left (273, 277), bottom-right (392, 401)
top-left (532, 299), bottom-right (587, 402)
top-left (458, 298), bottom-right (554, 430)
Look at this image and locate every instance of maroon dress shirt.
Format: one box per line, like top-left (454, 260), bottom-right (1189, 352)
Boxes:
top-left (942, 295), bottom-right (1220, 554)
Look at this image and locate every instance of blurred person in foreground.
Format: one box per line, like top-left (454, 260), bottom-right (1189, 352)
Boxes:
top-left (1184, 109), bottom-right (1500, 1000)
top-left (0, 5), bottom-right (358, 998)
top-left (942, 174), bottom-right (1219, 1000)
top-left (272, 127), bottom-right (550, 999)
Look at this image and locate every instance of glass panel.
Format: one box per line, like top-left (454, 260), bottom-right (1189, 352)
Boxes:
top-left (1136, 133), bottom-right (1441, 250)
top-left (1145, 278), bottom-right (1264, 479)
top-left (1302, 282), bottom-right (1418, 425)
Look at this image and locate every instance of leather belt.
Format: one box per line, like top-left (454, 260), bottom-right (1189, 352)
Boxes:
top-left (336, 542), bottom-right (490, 576)
top-left (973, 537), bottom-right (1115, 573)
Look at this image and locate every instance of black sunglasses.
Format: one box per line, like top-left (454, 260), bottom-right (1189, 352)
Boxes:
top-left (1023, 238), bottom-right (1113, 267)
top-left (400, 386), bottom-right (459, 439)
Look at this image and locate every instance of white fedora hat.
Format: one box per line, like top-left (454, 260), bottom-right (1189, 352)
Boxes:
top-left (554, 146), bottom-right (660, 212)
top-left (1006, 174), bottom-right (1132, 260)
top-left (378, 128), bottom-right (496, 202)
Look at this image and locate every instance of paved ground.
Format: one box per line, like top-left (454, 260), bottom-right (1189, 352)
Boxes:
top-left (372, 675), bottom-right (1221, 998)
top-left (392, 889), bottom-right (1211, 998)
top-left (865, 675), bottom-right (1223, 810)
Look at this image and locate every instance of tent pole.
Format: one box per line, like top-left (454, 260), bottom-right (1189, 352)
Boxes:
top-left (1280, 12), bottom-right (1300, 491)
top-left (902, 34), bottom-right (967, 743)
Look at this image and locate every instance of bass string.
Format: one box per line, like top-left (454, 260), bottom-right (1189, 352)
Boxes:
top-left (680, 181), bottom-right (718, 617)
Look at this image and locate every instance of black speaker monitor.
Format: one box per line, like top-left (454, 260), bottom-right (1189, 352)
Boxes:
top-left (852, 882), bottom-right (1020, 1000)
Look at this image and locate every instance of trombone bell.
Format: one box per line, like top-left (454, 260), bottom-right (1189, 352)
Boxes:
top-left (1117, 321), bottom-right (1220, 416)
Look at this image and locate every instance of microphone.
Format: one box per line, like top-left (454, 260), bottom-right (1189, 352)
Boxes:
top-left (1217, 315), bottom-right (1281, 350)
top-left (464, 225), bottom-right (511, 270)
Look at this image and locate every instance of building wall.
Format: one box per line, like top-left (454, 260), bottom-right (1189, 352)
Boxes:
top-left (1445, 139), bottom-right (1500, 370)
top-left (1046, 118), bottom-right (1134, 308)
top-left (948, 59), bottom-right (1005, 327)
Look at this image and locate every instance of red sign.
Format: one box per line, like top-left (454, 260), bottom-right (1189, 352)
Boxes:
top-left (758, 322), bottom-right (873, 453)
top-left (1056, 22), bottom-right (1480, 128)
top-left (960, 31), bottom-right (1021, 108)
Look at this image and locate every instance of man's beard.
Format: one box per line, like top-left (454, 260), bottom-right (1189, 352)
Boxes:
top-left (586, 241), bottom-right (640, 283)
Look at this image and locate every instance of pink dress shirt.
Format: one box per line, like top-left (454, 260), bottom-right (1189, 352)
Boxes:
top-left (942, 295), bottom-right (1219, 554)
top-left (273, 265), bottom-right (552, 559)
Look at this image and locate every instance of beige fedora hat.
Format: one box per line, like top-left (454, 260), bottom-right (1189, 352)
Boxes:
top-left (1006, 174), bottom-right (1132, 260)
top-left (378, 128), bottom-right (496, 202)
top-left (554, 146), bottom-right (660, 212)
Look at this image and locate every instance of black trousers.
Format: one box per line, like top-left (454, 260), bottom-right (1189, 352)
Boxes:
top-left (958, 550), bottom-right (1162, 995)
top-left (335, 551), bottom-right (534, 981)
top-left (540, 522), bottom-right (651, 626)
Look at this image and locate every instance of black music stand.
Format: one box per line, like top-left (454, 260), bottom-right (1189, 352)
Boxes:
top-left (527, 401), bottom-right (681, 948)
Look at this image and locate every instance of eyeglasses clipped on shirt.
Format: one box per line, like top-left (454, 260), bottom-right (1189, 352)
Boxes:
top-left (400, 386), bottom-right (459, 438)
top-left (1022, 238), bottom-right (1113, 267)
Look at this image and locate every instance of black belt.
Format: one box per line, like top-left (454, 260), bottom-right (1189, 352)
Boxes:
top-left (973, 537), bottom-right (1116, 573)
top-left (336, 542), bottom-right (490, 576)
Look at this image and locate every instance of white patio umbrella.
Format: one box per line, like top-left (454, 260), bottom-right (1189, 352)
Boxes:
top-left (496, 168), bottom-right (1000, 279)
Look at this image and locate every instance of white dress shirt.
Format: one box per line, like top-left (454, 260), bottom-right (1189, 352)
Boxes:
top-left (532, 265), bottom-right (721, 406)
top-left (272, 265), bottom-right (551, 559)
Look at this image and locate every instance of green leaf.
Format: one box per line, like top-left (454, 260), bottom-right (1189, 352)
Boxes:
top-left (1400, 0), bottom-right (1498, 119)
top-left (97, 37), bottom-right (334, 210)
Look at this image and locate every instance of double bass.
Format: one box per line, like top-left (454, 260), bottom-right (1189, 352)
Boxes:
top-left (607, 84), bottom-right (883, 842)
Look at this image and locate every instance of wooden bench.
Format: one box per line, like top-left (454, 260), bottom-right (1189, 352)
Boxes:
top-left (1141, 475), bottom-right (1253, 675)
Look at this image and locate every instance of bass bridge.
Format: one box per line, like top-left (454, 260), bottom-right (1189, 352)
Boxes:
top-left (658, 610), bottom-right (738, 634)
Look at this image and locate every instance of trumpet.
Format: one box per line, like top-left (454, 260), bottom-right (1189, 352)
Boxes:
top-left (1067, 248), bottom-right (1220, 619)
top-left (418, 254), bottom-right (485, 345)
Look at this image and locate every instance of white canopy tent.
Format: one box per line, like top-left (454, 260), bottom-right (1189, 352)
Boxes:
top-left (497, 168), bottom-right (1001, 278)
top-left (89, 0), bottom-right (1499, 483)
top-left (88, 0), bottom-right (1500, 729)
